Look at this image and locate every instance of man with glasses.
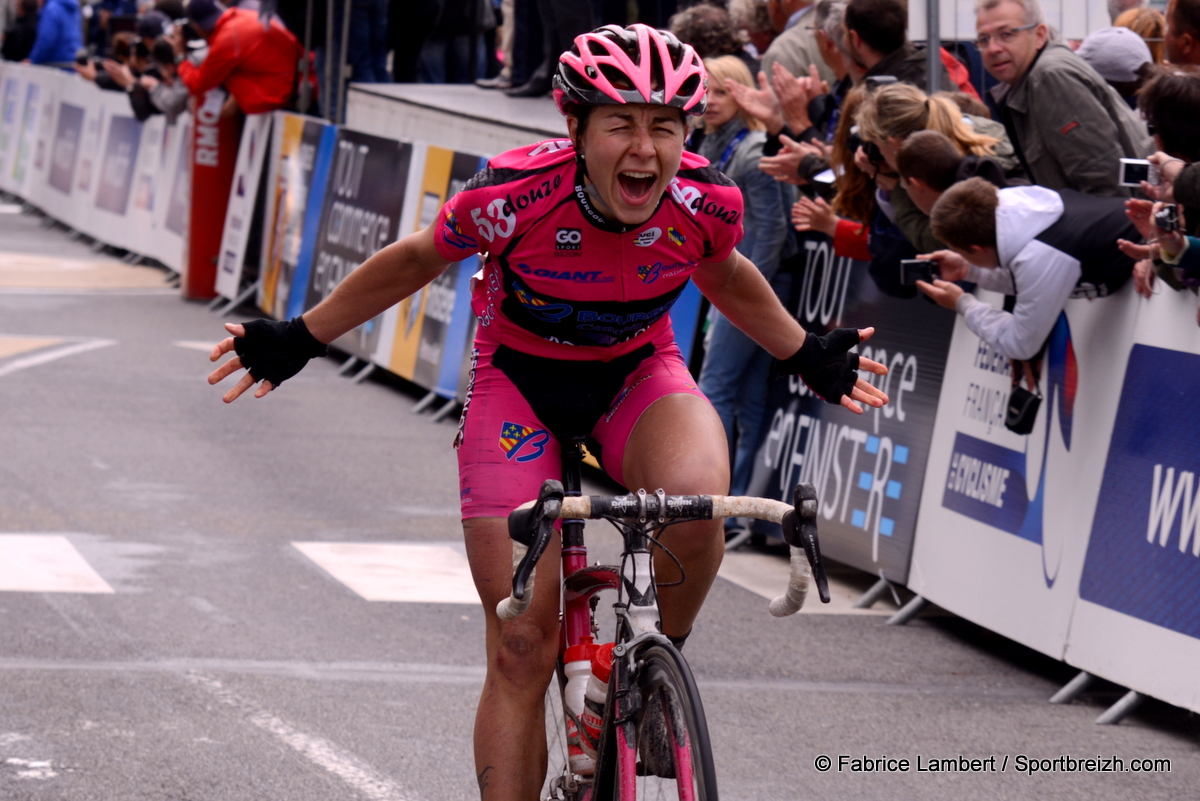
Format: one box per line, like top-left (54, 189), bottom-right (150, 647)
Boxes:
top-left (977, 0), bottom-right (1151, 196)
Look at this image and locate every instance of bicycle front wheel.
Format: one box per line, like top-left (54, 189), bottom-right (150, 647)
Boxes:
top-left (617, 643), bottom-right (718, 800)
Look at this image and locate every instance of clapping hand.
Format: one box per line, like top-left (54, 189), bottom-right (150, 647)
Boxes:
top-left (727, 71), bottom-right (784, 135)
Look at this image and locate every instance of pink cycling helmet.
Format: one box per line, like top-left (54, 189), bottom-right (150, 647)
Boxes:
top-left (554, 24), bottom-right (707, 117)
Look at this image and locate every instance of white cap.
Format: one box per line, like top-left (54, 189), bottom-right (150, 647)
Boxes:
top-left (1077, 26), bottom-right (1153, 82)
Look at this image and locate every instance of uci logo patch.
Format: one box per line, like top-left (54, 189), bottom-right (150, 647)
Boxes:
top-left (499, 421), bottom-right (550, 462)
top-left (555, 228), bottom-right (582, 253)
top-left (634, 228), bottom-right (661, 247)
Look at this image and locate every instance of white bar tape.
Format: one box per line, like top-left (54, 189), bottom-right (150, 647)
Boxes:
top-left (558, 496), bottom-right (592, 518)
top-left (495, 541), bottom-right (532, 621)
top-left (768, 545), bottom-right (811, 617)
top-left (711, 496), bottom-right (792, 524)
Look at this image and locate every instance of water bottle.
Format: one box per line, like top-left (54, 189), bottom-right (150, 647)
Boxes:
top-left (578, 641), bottom-right (615, 770)
top-left (562, 640), bottom-right (597, 775)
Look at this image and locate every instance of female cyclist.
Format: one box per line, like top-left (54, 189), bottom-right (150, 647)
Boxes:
top-left (209, 24), bottom-right (889, 800)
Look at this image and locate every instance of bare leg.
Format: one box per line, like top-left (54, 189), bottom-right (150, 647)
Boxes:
top-left (464, 516), bottom-right (562, 800)
top-left (621, 393), bottom-right (730, 639)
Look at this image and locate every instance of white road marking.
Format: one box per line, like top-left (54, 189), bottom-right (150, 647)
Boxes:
top-left (718, 551), bottom-right (892, 615)
top-left (0, 339), bottom-right (116, 378)
top-left (0, 535), bottom-right (114, 594)
top-left (172, 340), bottom-right (219, 353)
top-left (293, 542), bottom-right (480, 604)
top-left (185, 673), bottom-right (418, 801)
top-left (0, 733), bottom-right (31, 747)
top-left (5, 758), bottom-right (58, 779)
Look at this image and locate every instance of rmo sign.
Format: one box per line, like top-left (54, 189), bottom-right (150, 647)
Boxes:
top-left (194, 89), bottom-right (225, 167)
top-left (184, 88), bottom-right (239, 299)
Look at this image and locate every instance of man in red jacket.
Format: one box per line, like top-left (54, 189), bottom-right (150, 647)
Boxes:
top-left (174, 0), bottom-right (300, 114)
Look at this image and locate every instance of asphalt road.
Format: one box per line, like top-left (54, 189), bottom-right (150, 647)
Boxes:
top-left (0, 203), bottom-right (1196, 800)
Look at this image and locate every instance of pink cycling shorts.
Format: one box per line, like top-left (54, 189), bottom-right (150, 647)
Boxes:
top-left (455, 330), bottom-right (708, 519)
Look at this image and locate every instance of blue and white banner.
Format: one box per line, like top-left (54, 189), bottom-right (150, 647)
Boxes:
top-left (909, 285), bottom-right (1139, 660)
top-left (1064, 289), bottom-right (1200, 714)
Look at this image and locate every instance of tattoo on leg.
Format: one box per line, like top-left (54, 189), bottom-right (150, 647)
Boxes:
top-left (477, 765), bottom-right (494, 793)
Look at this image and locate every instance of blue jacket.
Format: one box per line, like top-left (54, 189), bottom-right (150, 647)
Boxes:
top-left (28, 0), bottom-right (82, 65)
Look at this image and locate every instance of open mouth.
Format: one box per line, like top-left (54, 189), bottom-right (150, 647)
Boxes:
top-left (617, 171), bottom-right (656, 205)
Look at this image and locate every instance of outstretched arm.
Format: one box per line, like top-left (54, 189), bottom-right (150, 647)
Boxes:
top-left (692, 250), bottom-right (889, 413)
top-left (208, 224), bottom-right (452, 402)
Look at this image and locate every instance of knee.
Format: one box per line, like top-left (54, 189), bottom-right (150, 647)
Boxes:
top-left (492, 618), bottom-right (558, 686)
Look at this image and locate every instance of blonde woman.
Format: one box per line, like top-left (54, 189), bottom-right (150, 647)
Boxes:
top-left (697, 55), bottom-right (797, 521)
top-left (795, 82), bottom-right (1022, 263)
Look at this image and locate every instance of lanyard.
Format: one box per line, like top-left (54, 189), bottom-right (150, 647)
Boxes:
top-left (717, 128), bottom-right (750, 173)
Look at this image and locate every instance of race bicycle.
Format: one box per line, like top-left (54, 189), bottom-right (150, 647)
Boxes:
top-left (496, 438), bottom-right (831, 800)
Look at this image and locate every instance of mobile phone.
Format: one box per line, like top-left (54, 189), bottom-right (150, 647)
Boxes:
top-left (865, 75), bottom-right (898, 91)
top-left (811, 169), bottom-right (835, 184)
top-left (900, 258), bottom-right (937, 286)
top-left (1119, 158), bottom-right (1160, 188)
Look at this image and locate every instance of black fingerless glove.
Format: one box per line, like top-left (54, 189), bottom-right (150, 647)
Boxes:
top-left (777, 328), bottom-right (861, 405)
top-left (233, 317), bottom-right (328, 388)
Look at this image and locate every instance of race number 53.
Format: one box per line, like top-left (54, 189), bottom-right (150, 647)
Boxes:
top-left (472, 199), bottom-right (515, 242)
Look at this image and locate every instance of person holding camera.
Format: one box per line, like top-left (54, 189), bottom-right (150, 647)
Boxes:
top-left (976, 0), bottom-right (1151, 197)
top-left (916, 177), bottom-right (1137, 360)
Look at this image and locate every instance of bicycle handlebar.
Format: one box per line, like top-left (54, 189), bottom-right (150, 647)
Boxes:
top-left (496, 483), bottom-right (830, 622)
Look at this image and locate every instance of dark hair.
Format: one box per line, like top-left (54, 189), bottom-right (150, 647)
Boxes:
top-left (897, 130), bottom-right (963, 191)
top-left (152, 37), bottom-right (176, 67)
top-left (18, 0), bottom-right (37, 17)
top-left (844, 0), bottom-right (907, 55)
top-left (1169, 0), bottom-right (1200, 40)
top-left (1139, 65), bottom-right (1200, 163)
top-left (155, 0), bottom-right (187, 19)
top-left (668, 4), bottom-right (745, 59)
top-left (110, 31), bottom-right (137, 62)
top-left (931, 177), bottom-right (999, 252)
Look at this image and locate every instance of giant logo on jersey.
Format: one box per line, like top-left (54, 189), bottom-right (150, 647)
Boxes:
top-left (941, 312), bottom-right (1077, 587)
top-left (499, 421), bottom-right (550, 463)
top-left (1078, 344), bottom-right (1200, 639)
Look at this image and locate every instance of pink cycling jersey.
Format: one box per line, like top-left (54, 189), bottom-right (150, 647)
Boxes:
top-left (433, 139), bottom-right (745, 360)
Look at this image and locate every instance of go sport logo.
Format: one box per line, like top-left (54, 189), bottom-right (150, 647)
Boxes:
top-left (555, 227), bottom-right (581, 254)
top-left (942, 313), bottom-right (1076, 588)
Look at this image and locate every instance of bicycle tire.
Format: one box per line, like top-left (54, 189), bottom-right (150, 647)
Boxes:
top-left (620, 642), bottom-right (718, 801)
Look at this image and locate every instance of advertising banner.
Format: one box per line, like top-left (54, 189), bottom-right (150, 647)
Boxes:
top-left (10, 79), bottom-right (41, 193)
top-left (409, 149), bottom-right (485, 387)
top-left (259, 113), bottom-right (330, 318)
top-left (386, 146), bottom-right (458, 379)
top-left (94, 115), bottom-right (140, 215)
top-left (747, 235), bottom-right (956, 584)
top-left (908, 287), bottom-right (1139, 659)
top-left (184, 88), bottom-right (239, 299)
top-left (300, 128), bottom-right (413, 361)
top-left (0, 70), bottom-right (23, 188)
top-left (1065, 288), bottom-right (1200, 714)
top-left (48, 101), bottom-right (83, 196)
top-left (215, 113), bottom-right (272, 299)
top-left (284, 123), bottom-right (337, 320)
top-left (146, 114), bottom-right (188, 273)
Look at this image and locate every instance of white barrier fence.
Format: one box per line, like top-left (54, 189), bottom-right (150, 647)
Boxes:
top-left (0, 62), bottom-right (188, 272)
top-left (912, 285), bottom-right (1200, 715)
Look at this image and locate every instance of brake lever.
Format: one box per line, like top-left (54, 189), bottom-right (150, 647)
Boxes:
top-left (783, 482), bottom-right (830, 603)
top-left (509, 480), bottom-right (563, 601)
